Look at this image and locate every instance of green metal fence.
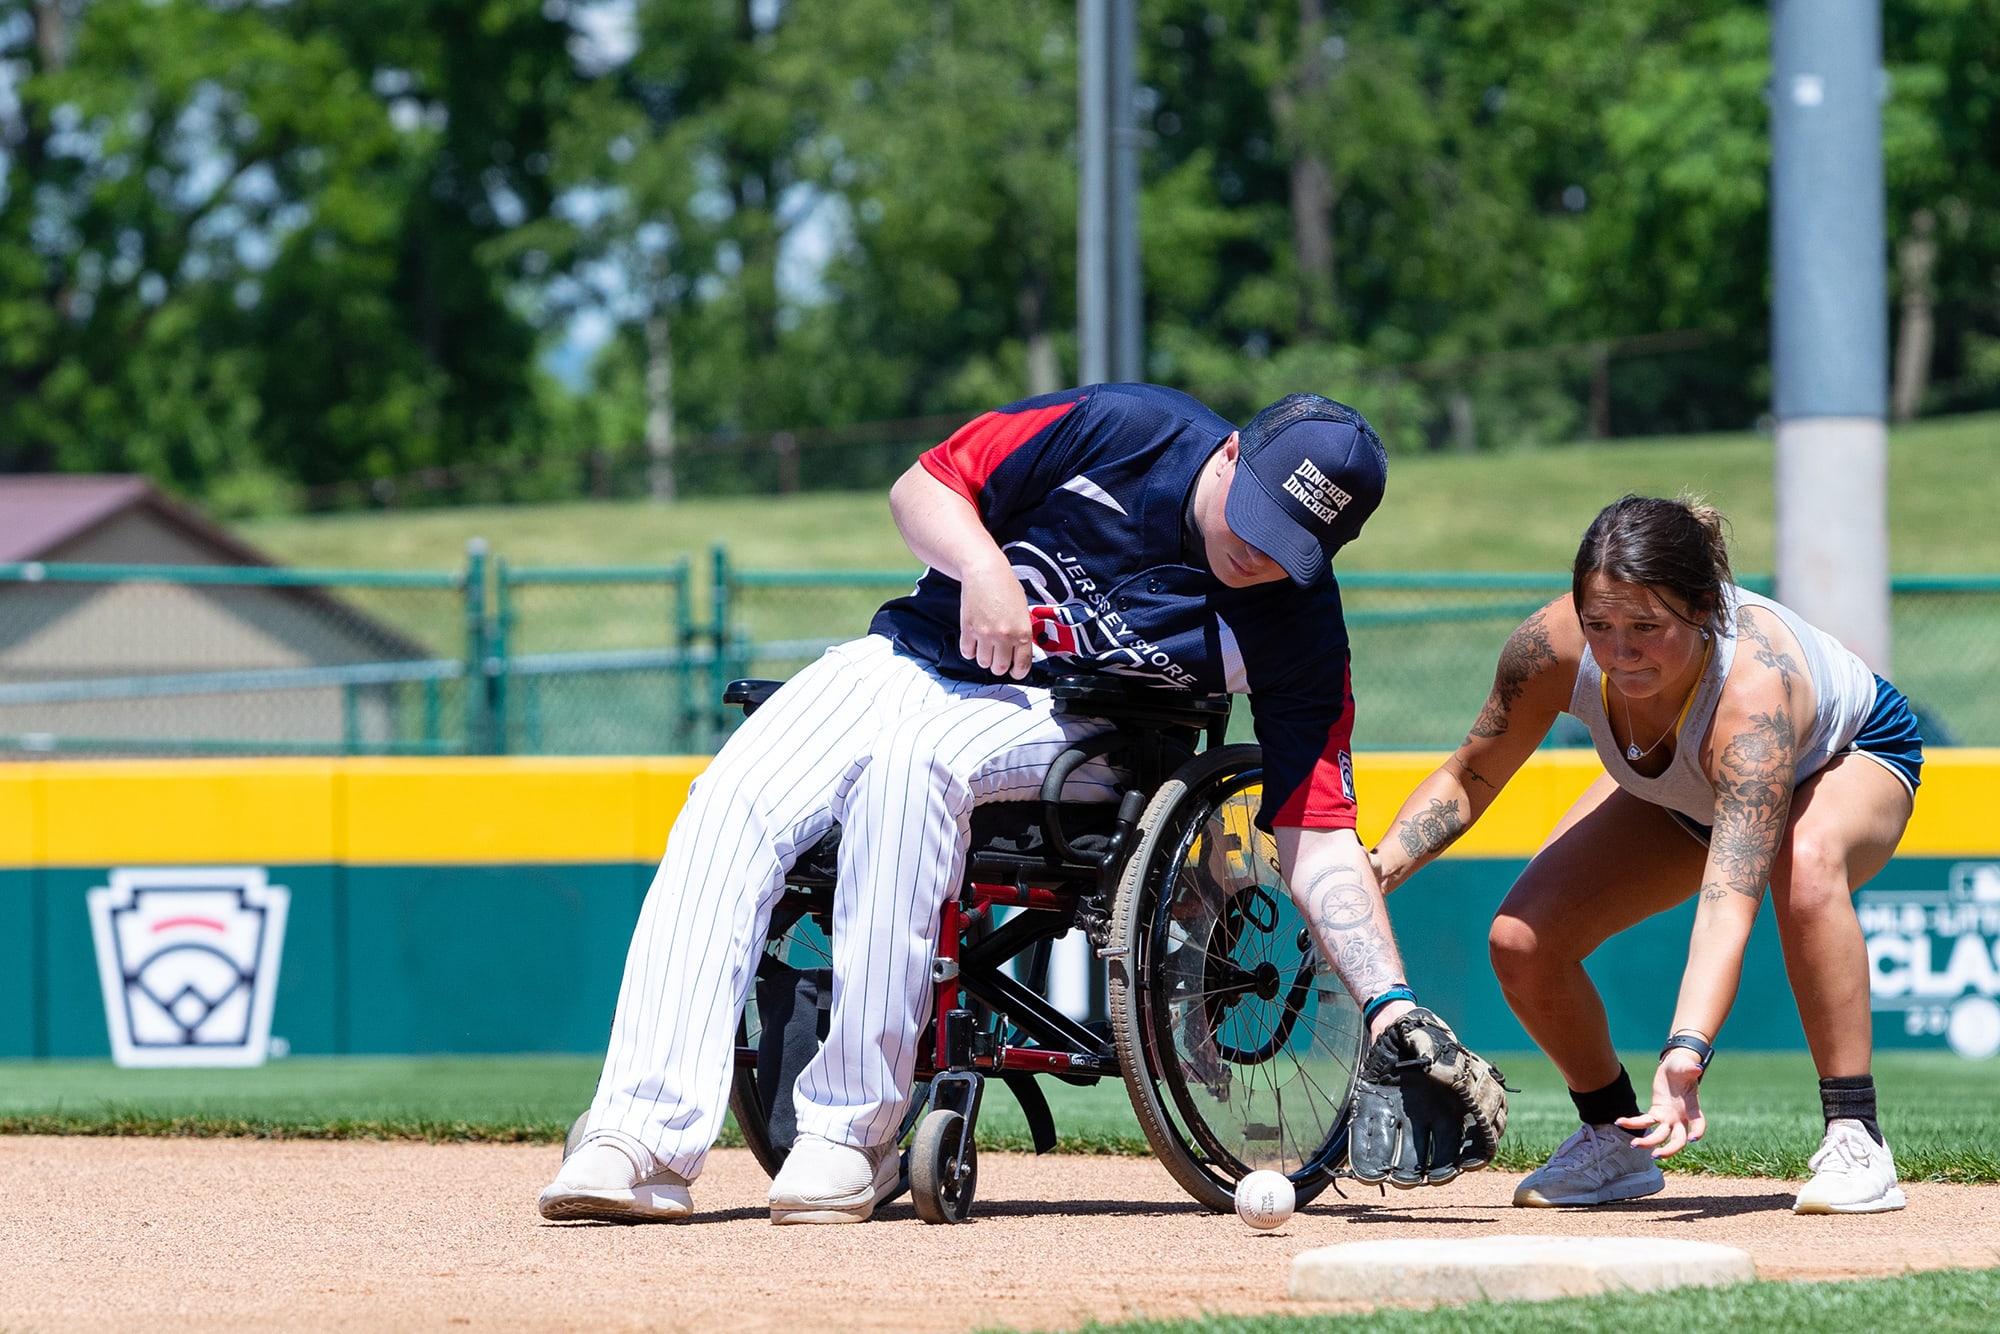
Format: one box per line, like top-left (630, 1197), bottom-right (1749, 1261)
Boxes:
top-left (713, 566), bottom-right (1990, 750)
top-left (1, 552), bottom-right (1992, 757)
top-left (492, 558), bottom-right (709, 755)
top-left (1887, 576), bottom-right (2000, 746)
top-left (0, 557), bottom-right (474, 756)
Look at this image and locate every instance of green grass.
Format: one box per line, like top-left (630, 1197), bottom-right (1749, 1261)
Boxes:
top-left (0, 1056), bottom-right (601, 1141)
top-left (1487, 1051), bottom-right (2000, 1185)
top-left (237, 412), bottom-right (2000, 576)
top-left (1039, 1267), bottom-right (2000, 1334)
top-left (238, 490), bottom-right (920, 576)
top-left (3, 1051), bottom-right (1996, 1185)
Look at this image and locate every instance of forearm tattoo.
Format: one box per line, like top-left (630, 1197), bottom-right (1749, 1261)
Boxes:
top-left (1701, 708), bottom-right (1796, 906)
top-left (1454, 760), bottom-right (1499, 793)
top-left (1395, 797), bottom-right (1468, 859)
top-left (1333, 930), bottom-right (1402, 1001)
top-left (1469, 609), bottom-right (1556, 739)
top-left (1298, 864), bottom-right (1402, 1000)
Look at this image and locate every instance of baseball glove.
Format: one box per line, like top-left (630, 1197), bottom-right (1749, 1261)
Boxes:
top-left (1346, 1007), bottom-right (1510, 1188)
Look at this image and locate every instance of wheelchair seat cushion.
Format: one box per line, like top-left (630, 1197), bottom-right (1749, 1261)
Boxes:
top-left (786, 800), bottom-right (1124, 885)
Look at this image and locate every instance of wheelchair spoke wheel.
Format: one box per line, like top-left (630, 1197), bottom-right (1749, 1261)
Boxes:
top-left (1107, 745), bottom-right (1365, 1213)
top-left (909, 1108), bottom-right (978, 1224)
top-left (731, 894), bottom-right (835, 1178)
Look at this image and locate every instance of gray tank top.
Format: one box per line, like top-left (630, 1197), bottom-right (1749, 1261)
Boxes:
top-left (1568, 585), bottom-right (1879, 823)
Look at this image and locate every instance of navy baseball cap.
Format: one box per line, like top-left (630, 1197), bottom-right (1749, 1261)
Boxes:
top-left (1224, 394), bottom-right (1387, 585)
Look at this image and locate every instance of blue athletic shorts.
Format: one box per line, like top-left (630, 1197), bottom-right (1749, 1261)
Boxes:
top-left (1666, 674), bottom-right (1924, 846)
top-left (1845, 674), bottom-right (1925, 796)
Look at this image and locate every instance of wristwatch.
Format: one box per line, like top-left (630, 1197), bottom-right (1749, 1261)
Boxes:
top-left (1660, 1032), bottom-right (1715, 1073)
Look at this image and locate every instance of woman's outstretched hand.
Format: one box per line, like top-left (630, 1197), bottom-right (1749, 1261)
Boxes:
top-left (1616, 1054), bottom-right (1707, 1159)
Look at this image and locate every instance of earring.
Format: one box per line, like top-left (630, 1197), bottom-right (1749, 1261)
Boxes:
top-left (1701, 628), bottom-right (1712, 642)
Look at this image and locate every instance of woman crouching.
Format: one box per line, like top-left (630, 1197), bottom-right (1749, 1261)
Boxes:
top-left (1370, 494), bottom-right (1923, 1214)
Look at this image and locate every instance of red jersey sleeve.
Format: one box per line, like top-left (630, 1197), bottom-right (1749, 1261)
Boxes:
top-left (1263, 660), bottom-right (1359, 831)
top-left (919, 398), bottom-right (1082, 509)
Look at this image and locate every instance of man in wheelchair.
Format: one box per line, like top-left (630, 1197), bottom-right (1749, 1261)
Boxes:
top-left (541, 383), bottom-right (1507, 1225)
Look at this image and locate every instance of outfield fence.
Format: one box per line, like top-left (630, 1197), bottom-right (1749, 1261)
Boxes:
top-left (0, 552), bottom-right (1990, 757)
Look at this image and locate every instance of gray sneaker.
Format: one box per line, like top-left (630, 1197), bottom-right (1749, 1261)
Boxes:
top-left (768, 1133), bottom-right (901, 1224)
top-left (1513, 1122), bottom-right (1666, 1207)
top-left (538, 1140), bottom-right (693, 1223)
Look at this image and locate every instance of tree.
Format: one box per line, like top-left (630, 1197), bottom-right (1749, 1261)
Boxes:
top-left (0, 0), bottom-right (580, 505)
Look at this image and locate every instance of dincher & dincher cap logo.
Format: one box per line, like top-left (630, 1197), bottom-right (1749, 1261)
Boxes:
top-left (1225, 394), bottom-right (1387, 586)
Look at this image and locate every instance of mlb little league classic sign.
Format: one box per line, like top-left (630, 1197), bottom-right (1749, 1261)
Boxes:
top-left (1860, 861), bottom-right (2000, 1061)
top-left (86, 867), bottom-right (291, 1068)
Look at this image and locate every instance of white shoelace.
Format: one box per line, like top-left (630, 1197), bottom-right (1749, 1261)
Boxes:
top-left (1810, 1124), bottom-right (1876, 1175)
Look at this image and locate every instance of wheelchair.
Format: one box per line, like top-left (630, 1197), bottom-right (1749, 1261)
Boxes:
top-left (722, 671), bottom-right (1367, 1223)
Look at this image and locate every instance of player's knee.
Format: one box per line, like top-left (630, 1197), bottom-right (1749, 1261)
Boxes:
top-left (1774, 834), bottom-right (1849, 920)
top-left (675, 763), bottom-right (798, 843)
top-left (1487, 914), bottom-right (1547, 989)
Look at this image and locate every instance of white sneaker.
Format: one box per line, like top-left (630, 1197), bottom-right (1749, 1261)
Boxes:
top-left (537, 1140), bottom-right (693, 1223)
top-left (1794, 1119), bottom-right (1907, 1214)
top-left (1513, 1123), bottom-right (1666, 1207)
top-left (767, 1133), bottom-right (900, 1224)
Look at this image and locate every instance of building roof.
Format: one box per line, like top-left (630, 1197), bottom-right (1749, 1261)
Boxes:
top-left (0, 474), bottom-right (429, 661)
top-left (0, 474), bottom-right (281, 566)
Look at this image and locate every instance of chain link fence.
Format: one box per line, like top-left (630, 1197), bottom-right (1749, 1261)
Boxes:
top-left (492, 559), bottom-right (713, 755)
top-left (717, 567), bottom-right (1997, 751)
top-left (1889, 577), bottom-right (2000, 746)
top-left (0, 560), bottom-right (473, 756)
top-left (1340, 574), bottom-right (1565, 750)
top-left (2, 555), bottom-right (1992, 757)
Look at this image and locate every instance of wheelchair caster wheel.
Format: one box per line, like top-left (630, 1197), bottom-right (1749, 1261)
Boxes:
top-left (910, 1108), bottom-right (977, 1224)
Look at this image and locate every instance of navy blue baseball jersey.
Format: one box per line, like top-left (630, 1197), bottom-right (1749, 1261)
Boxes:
top-left (869, 383), bottom-right (1360, 831)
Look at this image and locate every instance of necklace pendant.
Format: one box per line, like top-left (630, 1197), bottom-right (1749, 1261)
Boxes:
top-left (1626, 743), bottom-right (1643, 761)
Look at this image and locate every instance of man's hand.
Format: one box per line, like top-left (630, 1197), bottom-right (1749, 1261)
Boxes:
top-left (888, 464), bottom-right (1034, 679)
top-left (958, 558), bottom-right (1034, 679)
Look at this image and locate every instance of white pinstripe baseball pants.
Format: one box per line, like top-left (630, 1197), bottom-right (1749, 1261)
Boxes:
top-left (579, 634), bottom-right (1119, 1179)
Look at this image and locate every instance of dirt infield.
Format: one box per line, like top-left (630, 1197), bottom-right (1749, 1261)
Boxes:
top-left (3, 1139), bottom-right (1997, 1332)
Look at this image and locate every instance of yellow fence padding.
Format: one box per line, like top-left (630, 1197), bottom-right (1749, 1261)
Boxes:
top-left (0, 749), bottom-right (1994, 868)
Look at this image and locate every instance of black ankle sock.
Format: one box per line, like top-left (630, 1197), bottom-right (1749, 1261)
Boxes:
top-left (1569, 1066), bottom-right (1642, 1127)
top-left (1820, 1075), bottom-right (1884, 1145)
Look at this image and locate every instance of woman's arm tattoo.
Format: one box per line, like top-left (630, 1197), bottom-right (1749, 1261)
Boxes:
top-left (1395, 797), bottom-right (1468, 859)
top-left (1702, 708), bottom-right (1796, 905)
top-left (1736, 611), bottom-right (1802, 698)
top-left (1469, 609), bottom-right (1556, 739)
top-left (1456, 761), bottom-right (1499, 793)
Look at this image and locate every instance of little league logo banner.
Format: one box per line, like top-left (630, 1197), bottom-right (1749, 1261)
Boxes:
top-left (86, 868), bottom-right (291, 1068)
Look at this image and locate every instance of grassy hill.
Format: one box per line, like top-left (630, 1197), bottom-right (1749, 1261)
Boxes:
top-left (238, 412), bottom-right (2000, 575)
top-left (233, 413), bottom-right (2000, 747)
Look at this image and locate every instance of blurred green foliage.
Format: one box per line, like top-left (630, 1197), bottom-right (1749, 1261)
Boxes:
top-left (3, 1), bottom-right (1996, 512)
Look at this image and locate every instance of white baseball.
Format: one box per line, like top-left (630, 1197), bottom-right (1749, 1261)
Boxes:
top-left (1233, 1169), bottom-right (1295, 1230)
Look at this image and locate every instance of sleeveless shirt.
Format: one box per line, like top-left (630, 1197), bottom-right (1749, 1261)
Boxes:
top-left (1568, 585), bottom-right (1879, 823)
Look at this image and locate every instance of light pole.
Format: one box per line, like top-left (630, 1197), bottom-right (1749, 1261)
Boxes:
top-left (1078, 0), bottom-right (1142, 386)
top-left (1770, 0), bottom-right (1891, 671)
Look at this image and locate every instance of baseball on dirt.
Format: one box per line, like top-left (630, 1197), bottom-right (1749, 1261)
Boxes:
top-left (1233, 1170), bottom-right (1295, 1230)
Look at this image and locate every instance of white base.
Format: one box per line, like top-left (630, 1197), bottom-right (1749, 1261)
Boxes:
top-left (1288, 1234), bottom-right (1755, 1305)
